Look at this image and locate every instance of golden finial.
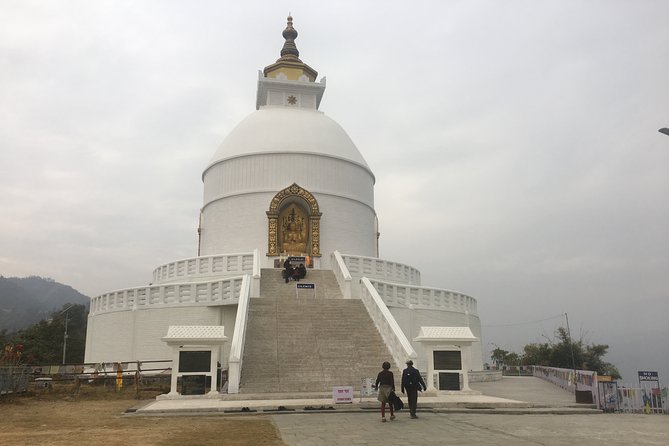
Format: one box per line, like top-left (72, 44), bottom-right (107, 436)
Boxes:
top-left (263, 15), bottom-right (318, 81)
top-left (280, 14), bottom-right (299, 59)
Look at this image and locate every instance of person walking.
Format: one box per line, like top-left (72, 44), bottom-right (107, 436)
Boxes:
top-left (401, 359), bottom-right (426, 419)
top-left (374, 361), bottom-right (395, 422)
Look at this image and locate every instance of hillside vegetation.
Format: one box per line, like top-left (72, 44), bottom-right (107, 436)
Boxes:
top-left (0, 276), bottom-right (89, 331)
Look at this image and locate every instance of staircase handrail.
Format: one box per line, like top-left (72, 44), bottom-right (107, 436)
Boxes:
top-left (251, 249), bottom-right (261, 297)
top-left (252, 248), bottom-right (261, 277)
top-left (360, 277), bottom-right (416, 371)
top-left (227, 274), bottom-right (252, 394)
top-left (331, 250), bottom-right (352, 299)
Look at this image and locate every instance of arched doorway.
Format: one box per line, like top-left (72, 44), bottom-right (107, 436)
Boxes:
top-left (266, 183), bottom-right (322, 257)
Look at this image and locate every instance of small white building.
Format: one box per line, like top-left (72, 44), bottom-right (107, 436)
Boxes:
top-left (85, 16), bottom-right (483, 393)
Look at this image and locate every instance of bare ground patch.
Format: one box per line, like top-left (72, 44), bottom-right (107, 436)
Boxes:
top-left (0, 393), bottom-right (286, 446)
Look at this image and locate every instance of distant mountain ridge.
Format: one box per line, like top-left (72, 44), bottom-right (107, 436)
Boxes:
top-left (0, 276), bottom-right (89, 332)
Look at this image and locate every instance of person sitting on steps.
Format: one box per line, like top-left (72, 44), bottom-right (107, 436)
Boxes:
top-left (283, 258), bottom-right (292, 283)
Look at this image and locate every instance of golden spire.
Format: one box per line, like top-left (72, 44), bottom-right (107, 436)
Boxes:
top-left (263, 15), bottom-right (318, 82)
top-left (280, 15), bottom-right (300, 60)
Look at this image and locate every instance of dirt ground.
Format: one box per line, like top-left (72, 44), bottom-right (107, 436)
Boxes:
top-left (0, 393), bottom-right (287, 446)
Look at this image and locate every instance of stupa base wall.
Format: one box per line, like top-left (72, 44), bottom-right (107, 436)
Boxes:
top-left (84, 305), bottom-right (237, 365)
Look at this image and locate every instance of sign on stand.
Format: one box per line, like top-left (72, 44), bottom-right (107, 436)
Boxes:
top-left (360, 377), bottom-right (376, 402)
top-left (637, 370), bottom-right (663, 414)
top-left (296, 283), bottom-right (316, 298)
top-left (638, 371), bottom-right (659, 382)
top-left (332, 386), bottom-right (354, 404)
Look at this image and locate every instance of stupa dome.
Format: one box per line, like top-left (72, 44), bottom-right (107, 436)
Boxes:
top-left (205, 107), bottom-right (372, 175)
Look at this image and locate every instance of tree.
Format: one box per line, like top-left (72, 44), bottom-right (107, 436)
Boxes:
top-left (505, 352), bottom-right (521, 366)
top-left (517, 326), bottom-right (621, 379)
top-left (11, 304), bottom-right (88, 364)
top-left (490, 347), bottom-right (510, 368)
top-left (0, 328), bottom-right (10, 346)
top-left (521, 342), bottom-right (552, 367)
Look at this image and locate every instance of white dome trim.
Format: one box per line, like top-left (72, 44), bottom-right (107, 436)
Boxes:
top-left (203, 150), bottom-right (375, 181)
top-left (201, 189), bottom-right (379, 215)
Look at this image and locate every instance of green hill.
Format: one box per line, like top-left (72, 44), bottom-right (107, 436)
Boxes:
top-left (0, 276), bottom-right (89, 332)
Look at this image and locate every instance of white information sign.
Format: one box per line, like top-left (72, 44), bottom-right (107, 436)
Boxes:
top-left (360, 378), bottom-right (375, 397)
top-left (332, 386), bottom-right (354, 404)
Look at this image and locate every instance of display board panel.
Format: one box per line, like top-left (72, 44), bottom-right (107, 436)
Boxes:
top-left (179, 351), bottom-right (211, 373)
top-left (434, 351), bottom-right (462, 370)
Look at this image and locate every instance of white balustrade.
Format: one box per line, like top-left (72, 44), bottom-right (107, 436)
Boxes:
top-left (151, 253), bottom-right (256, 284)
top-left (340, 253), bottom-right (421, 286)
top-left (89, 276), bottom-right (246, 315)
top-left (360, 278), bottom-right (417, 371)
top-left (367, 279), bottom-right (478, 316)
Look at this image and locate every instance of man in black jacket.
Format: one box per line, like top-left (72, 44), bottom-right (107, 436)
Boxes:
top-left (401, 359), bottom-right (427, 419)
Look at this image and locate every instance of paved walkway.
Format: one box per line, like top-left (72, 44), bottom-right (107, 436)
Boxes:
top-left (470, 375), bottom-right (577, 406)
top-left (272, 412), bottom-right (669, 446)
top-left (129, 377), bottom-right (669, 445)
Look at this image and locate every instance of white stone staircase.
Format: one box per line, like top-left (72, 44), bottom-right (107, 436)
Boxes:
top-left (238, 268), bottom-right (394, 394)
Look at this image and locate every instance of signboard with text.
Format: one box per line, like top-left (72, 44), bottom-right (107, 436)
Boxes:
top-left (332, 386), bottom-right (354, 404)
top-left (296, 282), bottom-right (316, 298)
top-left (638, 371), bottom-right (659, 382)
top-left (637, 371), bottom-right (663, 414)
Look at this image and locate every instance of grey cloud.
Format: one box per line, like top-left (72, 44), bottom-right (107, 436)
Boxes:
top-left (1, 0), bottom-right (667, 382)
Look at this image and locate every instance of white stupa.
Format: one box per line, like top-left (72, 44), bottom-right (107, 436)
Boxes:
top-left (85, 17), bottom-right (484, 394)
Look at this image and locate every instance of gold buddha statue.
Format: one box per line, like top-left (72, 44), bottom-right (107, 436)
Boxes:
top-left (282, 221), bottom-right (307, 255)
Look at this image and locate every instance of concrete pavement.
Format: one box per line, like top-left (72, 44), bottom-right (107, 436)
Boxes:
top-left (470, 375), bottom-right (578, 406)
top-left (272, 412), bottom-right (669, 446)
top-left (127, 377), bottom-right (669, 445)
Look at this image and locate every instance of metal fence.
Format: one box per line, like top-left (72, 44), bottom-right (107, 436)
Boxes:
top-left (0, 366), bottom-right (30, 394)
top-left (533, 366), bottom-right (666, 414)
top-left (8, 360), bottom-right (173, 397)
top-left (601, 383), bottom-right (668, 414)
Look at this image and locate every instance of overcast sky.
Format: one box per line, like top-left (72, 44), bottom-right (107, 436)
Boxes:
top-left (1, 0), bottom-right (668, 383)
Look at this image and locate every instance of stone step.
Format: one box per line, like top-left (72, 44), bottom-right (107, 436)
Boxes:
top-left (239, 268), bottom-right (392, 394)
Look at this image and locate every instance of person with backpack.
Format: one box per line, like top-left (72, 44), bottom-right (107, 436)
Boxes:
top-left (374, 361), bottom-right (396, 422)
top-left (401, 359), bottom-right (427, 419)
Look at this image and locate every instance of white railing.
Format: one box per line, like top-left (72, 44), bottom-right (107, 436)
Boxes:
top-left (360, 277), bottom-right (416, 371)
top-left (532, 365), bottom-right (599, 407)
top-left (613, 385), bottom-right (668, 414)
top-left (227, 274), bottom-right (251, 394)
top-left (368, 279), bottom-right (478, 316)
top-left (340, 253), bottom-right (421, 286)
top-left (89, 276), bottom-right (245, 315)
top-left (152, 253), bottom-right (255, 284)
top-left (250, 249), bottom-right (261, 298)
top-left (331, 251), bottom-right (352, 299)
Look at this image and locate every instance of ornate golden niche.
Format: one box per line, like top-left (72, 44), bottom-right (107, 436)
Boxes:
top-left (279, 205), bottom-right (307, 255)
top-left (267, 183), bottom-right (321, 257)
